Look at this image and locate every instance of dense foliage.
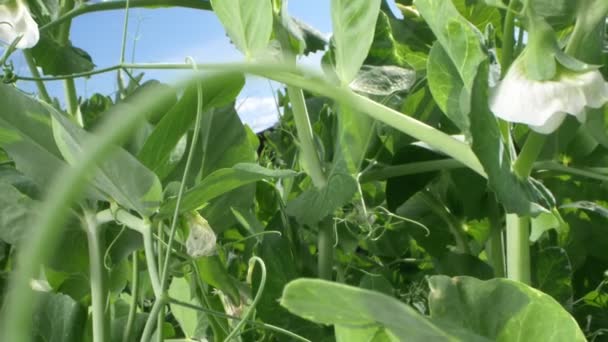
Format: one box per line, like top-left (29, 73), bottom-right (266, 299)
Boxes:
top-left (0, 0), bottom-right (607, 341)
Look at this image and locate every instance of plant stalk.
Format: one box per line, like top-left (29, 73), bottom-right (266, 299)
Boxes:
top-left (287, 86), bottom-right (326, 188)
top-left (505, 214), bottom-right (531, 284)
top-left (84, 210), bottom-right (110, 342)
top-left (122, 251), bottom-right (140, 342)
top-left (22, 50), bottom-right (52, 103)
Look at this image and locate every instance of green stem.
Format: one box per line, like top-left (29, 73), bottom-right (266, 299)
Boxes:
top-left (8, 61), bottom-right (485, 176)
top-left (317, 218), bottom-right (334, 280)
top-left (513, 132), bottom-right (547, 179)
top-left (122, 251), bottom-right (140, 342)
top-left (140, 296), bottom-right (167, 342)
top-left (223, 257), bottom-right (266, 341)
top-left (142, 226), bottom-right (162, 298)
top-left (58, 0), bottom-right (82, 124)
top-left (288, 86), bottom-right (326, 188)
top-left (22, 50), bottom-right (52, 103)
top-left (41, 0), bottom-right (212, 32)
top-left (501, 0), bottom-right (519, 74)
top-left (505, 214), bottom-right (531, 284)
top-left (84, 210), bottom-right (109, 342)
top-left (360, 159), bottom-right (462, 182)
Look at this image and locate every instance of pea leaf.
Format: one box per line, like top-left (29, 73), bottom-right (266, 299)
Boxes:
top-left (30, 32), bottom-right (95, 76)
top-left (331, 0), bottom-right (382, 84)
top-left (138, 73), bottom-right (245, 179)
top-left (0, 182), bottom-right (34, 245)
top-left (160, 163), bottom-right (296, 216)
top-left (428, 275), bottom-right (585, 341)
top-left (32, 292), bottom-right (87, 342)
top-left (210, 0), bottom-right (273, 58)
top-left (50, 107), bottom-right (162, 216)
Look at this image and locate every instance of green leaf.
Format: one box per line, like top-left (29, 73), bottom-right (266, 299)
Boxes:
top-left (0, 85), bottom-right (66, 188)
top-left (169, 277), bottom-right (199, 338)
top-left (0, 182), bottom-right (34, 244)
top-left (30, 32), bottom-right (95, 76)
top-left (160, 163), bottom-right (296, 215)
top-left (280, 278), bottom-right (486, 341)
top-left (32, 292), bottom-right (87, 342)
top-left (210, 0), bottom-right (273, 58)
top-left (532, 247), bottom-right (574, 308)
top-left (50, 107), bottom-right (162, 216)
top-left (138, 73), bottom-right (245, 179)
top-left (453, 0), bottom-right (502, 31)
top-left (335, 325), bottom-right (399, 342)
top-left (428, 275), bottom-right (586, 341)
top-left (286, 161), bottom-right (358, 227)
top-left (197, 255), bottom-right (241, 305)
top-left (427, 43), bottom-right (471, 136)
top-left (415, 0), bottom-right (486, 91)
top-left (331, 0), bottom-right (382, 84)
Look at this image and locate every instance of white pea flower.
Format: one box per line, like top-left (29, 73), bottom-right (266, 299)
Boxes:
top-left (0, 0), bottom-right (39, 49)
top-left (185, 212), bottom-right (217, 258)
top-left (490, 57), bottom-right (608, 134)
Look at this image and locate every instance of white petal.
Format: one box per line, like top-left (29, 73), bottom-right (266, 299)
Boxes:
top-left (0, 0), bottom-right (39, 49)
top-left (490, 57), bottom-right (608, 134)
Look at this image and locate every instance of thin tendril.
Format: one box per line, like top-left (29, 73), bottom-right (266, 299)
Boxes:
top-left (223, 256), bottom-right (266, 341)
top-left (103, 225), bottom-right (126, 271)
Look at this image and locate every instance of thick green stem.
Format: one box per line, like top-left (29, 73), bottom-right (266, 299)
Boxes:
top-left (22, 50), bottom-right (52, 103)
top-left (58, 0), bottom-right (82, 125)
top-left (501, 0), bottom-right (519, 74)
top-left (140, 296), bottom-right (166, 342)
top-left (288, 86), bottom-right (326, 188)
top-left (513, 132), bottom-right (547, 179)
top-left (41, 0), bottom-right (212, 32)
top-left (505, 214), bottom-right (531, 284)
top-left (142, 228), bottom-right (162, 298)
top-left (122, 251), bottom-right (139, 342)
top-left (317, 218), bottom-right (334, 280)
top-left (84, 211), bottom-right (109, 342)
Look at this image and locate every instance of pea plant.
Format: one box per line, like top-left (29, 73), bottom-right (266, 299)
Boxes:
top-left (0, 0), bottom-right (607, 341)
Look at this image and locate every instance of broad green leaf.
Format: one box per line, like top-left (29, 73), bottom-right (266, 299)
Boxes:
top-left (532, 247), bottom-right (573, 307)
top-left (529, 0), bottom-right (577, 29)
top-left (32, 292), bottom-right (87, 342)
top-left (0, 182), bottom-right (34, 244)
top-left (336, 104), bottom-right (376, 173)
top-left (331, 0), bottom-right (382, 84)
top-left (453, 0), bottom-right (502, 31)
top-left (427, 43), bottom-right (470, 136)
top-left (415, 0), bottom-right (486, 91)
top-left (138, 73), bottom-right (245, 179)
top-left (197, 255), bottom-right (240, 305)
top-left (428, 275), bottom-right (586, 341)
top-left (50, 107), bottom-right (162, 216)
top-left (169, 277), bottom-right (199, 338)
top-left (30, 32), bottom-right (95, 76)
top-left (280, 278), bottom-right (487, 341)
top-left (210, 0), bottom-right (273, 58)
top-left (0, 85), bottom-right (66, 188)
top-left (160, 163), bottom-right (296, 216)
top-left (366, 11), bottom-right (429, 71)
top-left (335, 325), bottom-right (399, 342)
top-left (286, 160), bottom-right (358, 227)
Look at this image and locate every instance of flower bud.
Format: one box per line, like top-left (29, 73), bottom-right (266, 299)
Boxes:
top-left (185, 212), bottom-right (217, 258)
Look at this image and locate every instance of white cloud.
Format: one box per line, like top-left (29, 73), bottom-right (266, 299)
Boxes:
top-left (236, 96), bottom-right (281, 132)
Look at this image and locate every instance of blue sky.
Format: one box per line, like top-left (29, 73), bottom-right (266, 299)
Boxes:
top-left (13, 1), bottom-right (400, 131)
